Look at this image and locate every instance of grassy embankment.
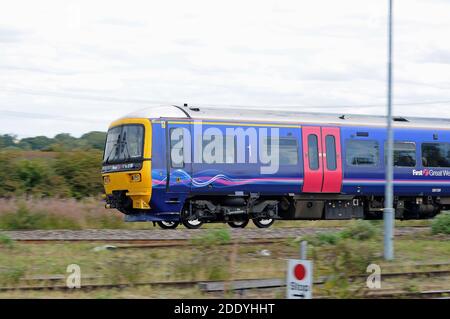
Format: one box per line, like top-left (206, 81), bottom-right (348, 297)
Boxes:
top-left (0, 197), bottom-right (436, 230)
top-left (0, 218), bottom-right (449, 298)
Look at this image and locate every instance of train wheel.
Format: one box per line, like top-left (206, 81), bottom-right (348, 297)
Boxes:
top-left (253, 218), bottom-right (274, 228)
top-left (227, 220), bottom-right (249, 228)
top-left (157, 221), bottom-right (179, 229)
top-left (182, 219), bottom-right (203, 229)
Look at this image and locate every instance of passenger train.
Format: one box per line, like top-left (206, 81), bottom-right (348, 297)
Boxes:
top-left (101, 105), bottom-right (450, 229)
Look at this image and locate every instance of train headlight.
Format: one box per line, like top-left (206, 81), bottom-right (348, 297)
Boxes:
top-left (103, 176), bottom-right (111, 185)
top-left (130, 173), bottom-right (141, 182)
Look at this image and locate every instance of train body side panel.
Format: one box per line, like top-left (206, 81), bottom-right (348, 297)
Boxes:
top-left (189, 123), bottom-right (303, 196)
top-left (393, 128), bottom-right (450, 197)
top-left (341, 126), bottom-right (450, 197)
top-left (341, 126), bottom-right (385, 196)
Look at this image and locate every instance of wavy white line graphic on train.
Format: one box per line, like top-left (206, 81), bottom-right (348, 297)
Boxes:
top-left (152, 169), bottom-right (302, 188)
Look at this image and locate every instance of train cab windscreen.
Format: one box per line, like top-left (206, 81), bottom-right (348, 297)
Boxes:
top-left (103, 125), bottom-right (144, 164)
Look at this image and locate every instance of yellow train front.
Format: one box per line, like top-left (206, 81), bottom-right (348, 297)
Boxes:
top-left (102, 106), bottom-right (210, 229)
top-left (102, 117), bottom-right (153, 214)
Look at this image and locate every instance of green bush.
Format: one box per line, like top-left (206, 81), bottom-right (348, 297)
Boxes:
top-left (0, 152), bottom-right (20, 197)
top-left (317, 232), bottom-right (341, 245)
top-left (296, 221), bottom-right (378, 247)
top-left (15, 160), bottom-right (51, 196)
top-left (0, 148), bottom-right (104, 199)
top-left (53, 151), bottom-right (103, 199)
top-left (431, 212), bottom-right (450, 235)
top-left (14, 159), bottom-right (72, 197)
top-left (0, 134), bottom-right (16, 148)
top-left (0, 205), bottom-right (80, 230)
top-left (0, 132), bottom-right (106, 152)
top-left (340, 220), bottom-right (378, 241)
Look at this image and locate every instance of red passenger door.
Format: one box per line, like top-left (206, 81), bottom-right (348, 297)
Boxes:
top-left (302, 127), bottom-right (323, 192)
top-left (321, 127), bottom-right (342, 193)
top-left (302, 126), bottom-right (342, 193)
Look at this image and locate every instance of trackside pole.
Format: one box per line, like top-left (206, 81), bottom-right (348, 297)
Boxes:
top-left (384, 0), bottom-right (394, 261)
top-left (300, 241), bottom-right (307, 260)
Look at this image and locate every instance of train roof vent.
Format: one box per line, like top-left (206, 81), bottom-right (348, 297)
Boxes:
top-left (393, 116), bottom-right (408, 122)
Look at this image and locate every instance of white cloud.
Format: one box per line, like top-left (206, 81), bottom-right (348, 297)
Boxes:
top-left (0, 0), bottom-right (450, 137)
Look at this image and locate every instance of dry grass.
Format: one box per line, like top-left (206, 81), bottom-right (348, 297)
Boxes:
top-left (0, 197), bottom-right (127, 230)
top-left (0, 197), bottom-right (436, 230)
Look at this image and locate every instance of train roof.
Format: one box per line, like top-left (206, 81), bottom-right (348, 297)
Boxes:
top-left (122, 105), bottom-right (450, 129)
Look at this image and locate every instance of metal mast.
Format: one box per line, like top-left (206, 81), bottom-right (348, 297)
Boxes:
top-left (384, 0), bottom-right (394, 260)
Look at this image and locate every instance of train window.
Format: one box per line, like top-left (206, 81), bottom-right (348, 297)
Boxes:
top-left (280, 138), bottom-right (299, 165)
top-left (224, 135), bottom-right (236, 164)
top-left (346, 140), bottom-right (379, 166)
top-left (170, 128), bottom-right (184, 168)
top-left (202, 135), bottom-right (236, 164)
top-left (308, 134), bottom-right (319, 170)
top-left (325, 135), bottom-right (337, 170)
top-left (384, 142), bottom-right (416, 167)
top-left (422, 143), bottom-right (450, 167)
top-left (265, 137), bottom-right (298, 165)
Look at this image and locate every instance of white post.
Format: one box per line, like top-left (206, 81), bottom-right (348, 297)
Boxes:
top-left (300, 241), bottom-right (307, 259)
top-left (384, 0), bottom-right (395, 261)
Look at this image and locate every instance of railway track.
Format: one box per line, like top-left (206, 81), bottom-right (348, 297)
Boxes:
top-left (1, 265), bottom-right (448, 299)
top-left (363, 289), bottom-right (450, 299)
top-left (0, 226), bottom-right (430, 243)
top-left (3, 238), bottom-right (288, 247)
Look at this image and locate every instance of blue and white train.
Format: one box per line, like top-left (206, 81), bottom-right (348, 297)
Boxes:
top-left (101, 105), bottom-right (450, 229)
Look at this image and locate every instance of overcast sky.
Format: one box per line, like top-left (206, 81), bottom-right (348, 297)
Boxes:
top-left (1, 0), bottom-right (450, 138)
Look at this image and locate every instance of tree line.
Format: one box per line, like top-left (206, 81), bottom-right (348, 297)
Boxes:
top-left (0, 131), bottom-right (107, 199)
top-left (0, 132), bottom-right (106, 151)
